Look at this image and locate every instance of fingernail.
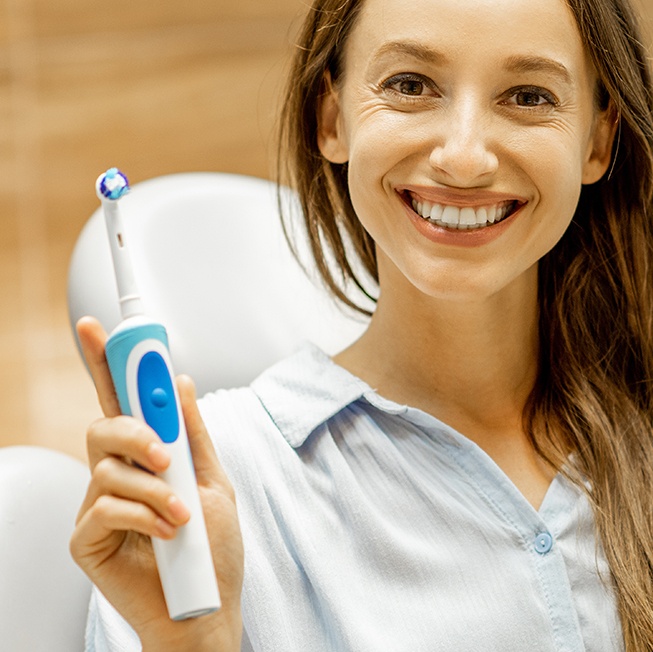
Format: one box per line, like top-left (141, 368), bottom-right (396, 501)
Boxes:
top-left (147, 442), bottom-right (169, 468)
top-left (167, 496), bottom-right (190, 524)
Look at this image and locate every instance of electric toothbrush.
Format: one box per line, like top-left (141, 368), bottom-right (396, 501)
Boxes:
top-left (96, 167), bottom-right (221, 621)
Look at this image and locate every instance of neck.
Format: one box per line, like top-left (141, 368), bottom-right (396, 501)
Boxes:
top-left (335, 265), bottom-right (540, 435)
top-left (334, 262), bottom-right (556, 510)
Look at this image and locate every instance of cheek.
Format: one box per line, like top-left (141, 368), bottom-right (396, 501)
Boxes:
top-left (344, 118), bottom-right (411, 234)
top-left (345, 103), bottom-right (431, 167)
top-left (345, 113), bottom-right (431, 216)
top-left (509, 127), bottom-right (586, 209)
top-left (517, 158), bottom-right (583, 274)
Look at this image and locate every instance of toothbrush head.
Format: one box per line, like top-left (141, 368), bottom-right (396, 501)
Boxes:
top-left (96, 167), bottom-right (130, 201)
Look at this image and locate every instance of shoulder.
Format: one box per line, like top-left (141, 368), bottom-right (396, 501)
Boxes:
top-left (194, 345), bottom-right (372, 558)
top-left (197, 342), bottom-right (369, 451)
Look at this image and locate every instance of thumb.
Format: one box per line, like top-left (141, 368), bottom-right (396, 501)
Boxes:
top-left (76, 316), bottom-right (121, 418)
top-left (176, 375), bottom-right (230, 489)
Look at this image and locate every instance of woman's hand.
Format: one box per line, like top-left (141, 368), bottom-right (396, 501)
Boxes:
top-left (70, 317), bottom-right (244, 652)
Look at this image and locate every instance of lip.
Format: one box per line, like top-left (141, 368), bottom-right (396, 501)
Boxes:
top-left (396, 188), bottom-right (528, 247)
top-left (397, 184), bottom-right (528, 208)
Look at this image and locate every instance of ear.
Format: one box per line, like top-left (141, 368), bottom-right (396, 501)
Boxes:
top-left (317, 72), bottom-right (349, 164)
top-left (582, 102), bottom-right (619, 185)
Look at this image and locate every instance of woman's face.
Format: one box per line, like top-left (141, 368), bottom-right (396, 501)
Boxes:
top-left (318, 0), bottom-right (615, 303)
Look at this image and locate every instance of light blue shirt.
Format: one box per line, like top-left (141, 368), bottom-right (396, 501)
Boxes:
top-left (87, 343), bottom-right (623, 651)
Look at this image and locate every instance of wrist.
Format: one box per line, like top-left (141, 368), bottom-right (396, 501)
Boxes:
top-left (140, 607), bottom-right (242, 652)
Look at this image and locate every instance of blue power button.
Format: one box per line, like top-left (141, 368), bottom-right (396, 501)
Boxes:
top-left (137, 351), bottom-right (179, 443)
top-left (150, 388), bottom-right (169, 408)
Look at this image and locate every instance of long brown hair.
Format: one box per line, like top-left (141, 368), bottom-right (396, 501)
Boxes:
top-left (532, 0), bottom-right (653, 647)
top-left (277, 0), bottom-right (373, 313)
top-left (277, 0), bottom-right (653, 648)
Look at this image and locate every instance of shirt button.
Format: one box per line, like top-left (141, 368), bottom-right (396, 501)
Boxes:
top-left (535, 532), bottom-right (554, 554)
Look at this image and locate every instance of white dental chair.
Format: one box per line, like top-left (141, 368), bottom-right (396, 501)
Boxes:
top-left (67, 172), bottom-right (371, 395)
top-left (0, 445), bottom-right (91, 651)
top-left (4, 172), bottom-right (369, 651)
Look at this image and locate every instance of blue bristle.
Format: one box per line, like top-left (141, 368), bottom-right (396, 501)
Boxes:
top-left (100, 168), bottom-right (130, 200)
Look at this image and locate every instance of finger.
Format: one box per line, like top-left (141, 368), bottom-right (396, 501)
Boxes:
top-left (86, 415), bottom-right (171, 473)
top-left (176, 375), bottom-right (232, 490)
top-left (86, 455), bottom-right (189, 524)
top-left (77, 316), bottom-right (121, 418)
top-left (73, 494), bottom-right (178, 555)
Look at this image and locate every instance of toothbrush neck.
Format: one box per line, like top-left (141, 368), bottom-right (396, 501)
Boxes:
top-left (120, 295), bottom-right (146, 320)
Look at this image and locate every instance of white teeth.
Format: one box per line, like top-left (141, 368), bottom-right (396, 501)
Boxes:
top-left (441, 205), bottom-right (460, 226)
top-left (429, 203), bottom-right (444, 221)
top-left (410, 196), bottom-right (516, 229)
top-left (459, 207), bottom-right (476, 225)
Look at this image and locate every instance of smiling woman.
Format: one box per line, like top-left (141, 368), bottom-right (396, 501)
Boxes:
top-left (72, 0), bottom-right (653, 650)
top-left (278, 0), bottom-right (653, 647)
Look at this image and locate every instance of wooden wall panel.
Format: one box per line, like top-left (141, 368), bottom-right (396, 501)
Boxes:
top-left (32, 0), bottom-right (304, 38)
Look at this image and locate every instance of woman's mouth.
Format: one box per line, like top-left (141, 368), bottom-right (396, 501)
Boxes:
top-left (403, 191), bottom-right (525, 231)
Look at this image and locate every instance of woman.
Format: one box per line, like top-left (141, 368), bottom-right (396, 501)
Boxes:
top-left (71, 0), bottom-right (653, 649)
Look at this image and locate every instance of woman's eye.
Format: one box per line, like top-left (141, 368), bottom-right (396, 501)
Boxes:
top-left (506, 87), bottom-right (558, 108)
top-left (381, 74), bottom-right (436, 98)
top-left (396, 79), bottom-right (425, 95)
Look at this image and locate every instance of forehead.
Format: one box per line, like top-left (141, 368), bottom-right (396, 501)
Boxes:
top-left (343, 0), bottom-right (590, 79)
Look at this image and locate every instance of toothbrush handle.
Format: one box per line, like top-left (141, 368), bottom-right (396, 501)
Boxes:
top-left (105, 320), bottom-right (221, 621)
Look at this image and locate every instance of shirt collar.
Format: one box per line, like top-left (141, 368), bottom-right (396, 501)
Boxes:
top-left (250, 342), bottom-right (464, 449)
top-left (250, 342), bottom-right (373, 447)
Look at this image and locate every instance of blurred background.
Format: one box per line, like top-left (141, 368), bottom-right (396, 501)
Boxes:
top-left (0, 0), bottom-right (306, 461)
top-left (0, 0), bottom-right (651, 462)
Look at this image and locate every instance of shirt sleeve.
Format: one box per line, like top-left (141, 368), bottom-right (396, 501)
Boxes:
top-left (85, 585), bottom-right (256, 651)
top-left (85, 586), bottom-right (141, 651)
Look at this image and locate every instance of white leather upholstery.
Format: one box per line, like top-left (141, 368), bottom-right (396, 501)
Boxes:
top-left (67, 172), bottom-right (371, 395)
top-left (0, 446), bottom-right (91, 651)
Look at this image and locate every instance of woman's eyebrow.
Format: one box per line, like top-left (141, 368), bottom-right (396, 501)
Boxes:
top-left (372, 40), bottom-right (449, 65)
top-left (503, 55), bottom-right (573, 86)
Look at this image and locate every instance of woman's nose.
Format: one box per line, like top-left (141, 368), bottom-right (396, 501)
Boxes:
top-left (428, 100), bottom-right (499, 185)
